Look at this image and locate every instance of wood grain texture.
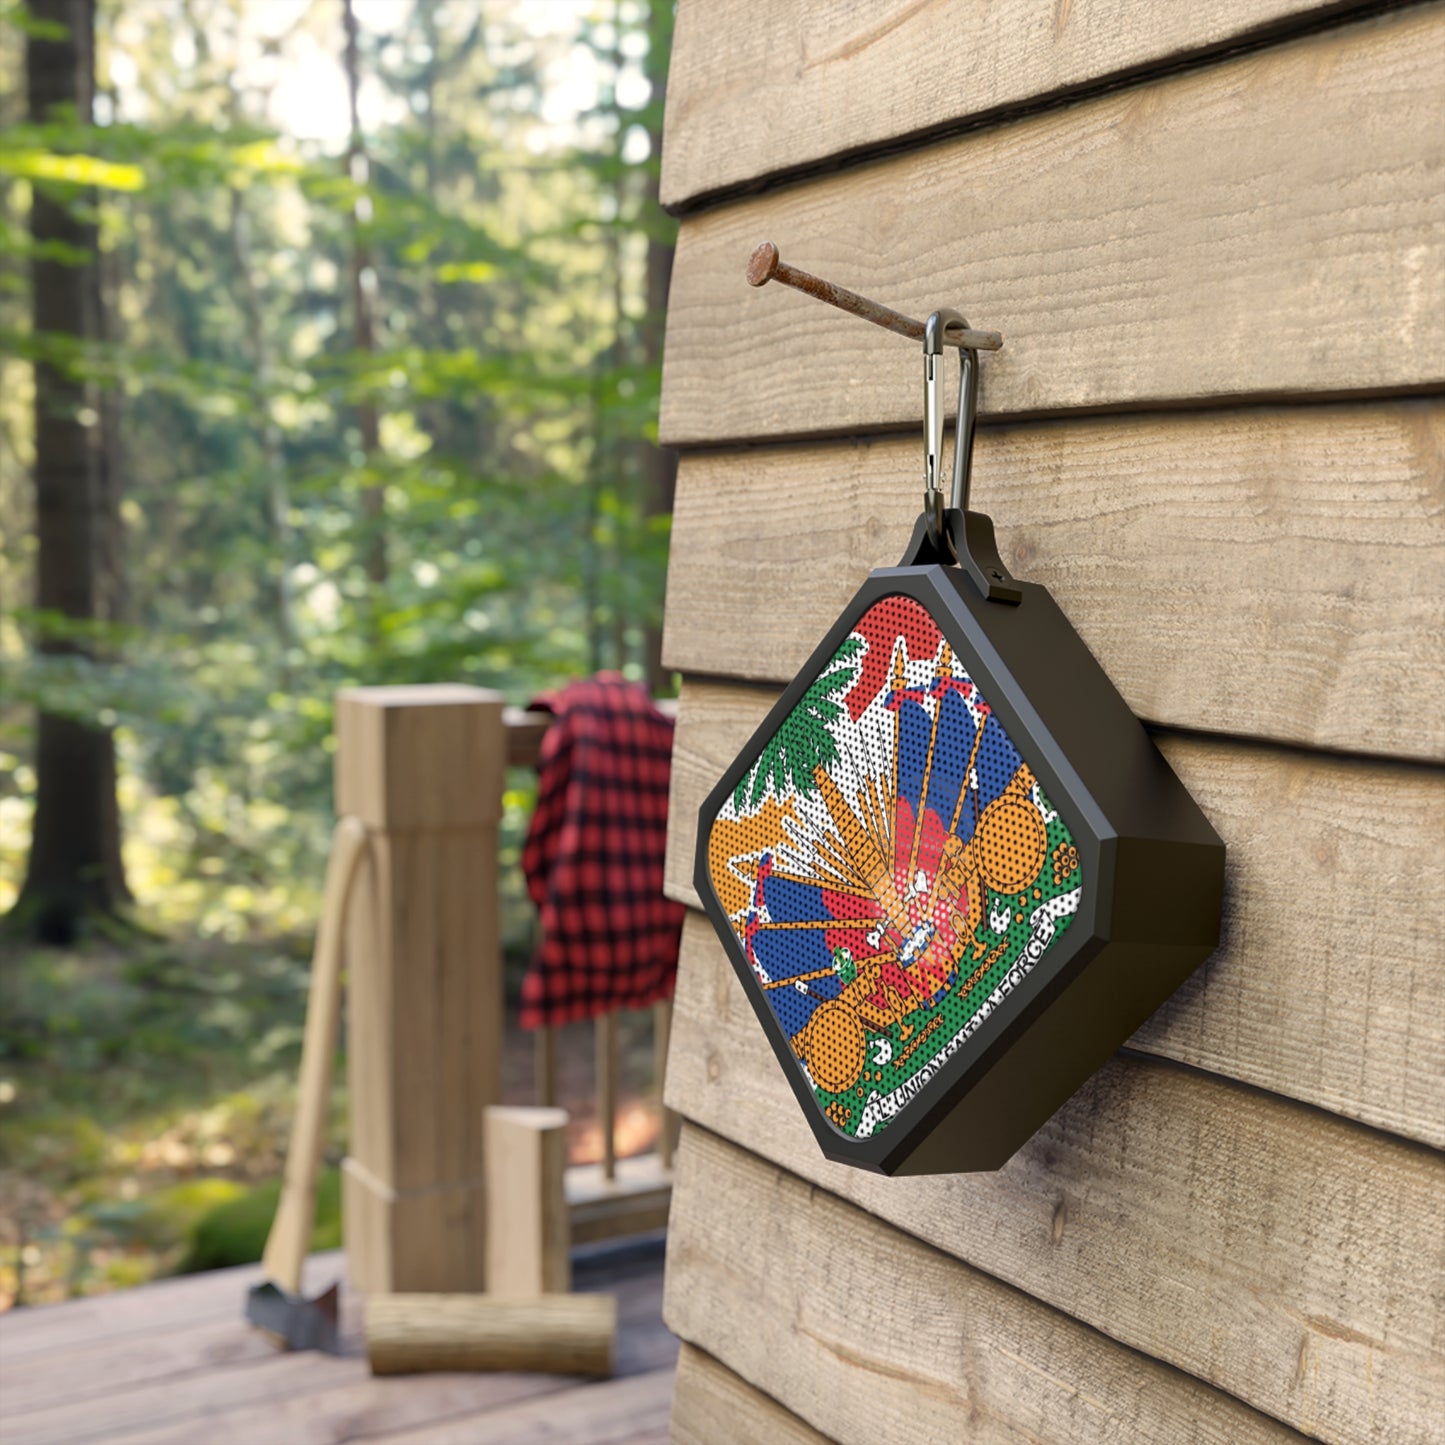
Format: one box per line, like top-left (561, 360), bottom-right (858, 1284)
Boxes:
top-left (658, 6), bottom-right (1445, 447)
top-left (365, 1293), bottom-right (616, 1378)
top-left (663, 680), bottom-right (1445, 1148)
top-left (672, 1343), bottom-right (831, 1445)
top-left (0, 1284), bottom-right (345, 1420)
top-left (337, 687), bottom-right (506, 1295)
top-left (0, 1251), bottom-right (338, 1365)
top-left (565, 1153), bottom-right (674, 1246)
top-left (364, 1367), bottom-right (676, 1445)
top-left (1, 1250), bottom-right (674, 1445)
top-left (335, 686), bottom-right (505, 830)
top-left (663, 912), bottom-right (1445, 1444)
top-left (662, 402), bottom-right (1445, 761)
top-left (661, 0), bottom-right (1394, 209)
top-left (262, 816), bottom-right (368, 1294)
top-left (667, 1127), bottom-right (1308, 1444)
top-left (484, 1106), bottom-right (571, 1296)
top-left (14, 1355), bottom-right (539, 1445)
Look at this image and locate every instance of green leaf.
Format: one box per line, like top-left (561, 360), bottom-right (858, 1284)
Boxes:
top-left (0, 149), bottom-right (145, 191)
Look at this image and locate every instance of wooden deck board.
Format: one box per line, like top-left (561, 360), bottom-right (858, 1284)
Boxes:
top-left (364, 1367), bottom-right (675, 1444)
top-left (0, 1244), bottom-right (675, 1445)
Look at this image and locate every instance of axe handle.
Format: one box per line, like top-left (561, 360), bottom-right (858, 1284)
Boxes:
top-left (261, 814), bottom-right (371, 1293)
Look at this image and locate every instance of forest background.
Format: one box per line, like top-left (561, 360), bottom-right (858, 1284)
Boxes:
top-left (0, 0), bottom-right (676, 1308)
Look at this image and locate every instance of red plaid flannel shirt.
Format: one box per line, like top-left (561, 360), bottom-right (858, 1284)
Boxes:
top-left (520, 674), bottom-right (685, 1029)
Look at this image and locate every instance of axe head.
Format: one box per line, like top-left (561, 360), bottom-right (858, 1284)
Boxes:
top-left (245, 1279), bottom-right (342, 1354)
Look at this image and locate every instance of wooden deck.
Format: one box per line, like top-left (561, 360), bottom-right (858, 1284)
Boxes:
top-left (0, 1238), bottom-right (677, 1444)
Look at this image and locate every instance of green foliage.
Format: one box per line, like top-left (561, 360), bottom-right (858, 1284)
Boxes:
top-left (1, 0), bottom-right (678, 926)
top-left (0, 934), bottom-right (339, 1304)
top-left (0, 0), bottom-right (678, 1297)
top-left (735, 638), bottom-right (864, 810)
top-left (179, 1169), bottom-right (341, 1274)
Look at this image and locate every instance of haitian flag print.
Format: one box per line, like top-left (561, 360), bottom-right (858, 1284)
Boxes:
top-left (705, 594), bottom-right (1082, 1139)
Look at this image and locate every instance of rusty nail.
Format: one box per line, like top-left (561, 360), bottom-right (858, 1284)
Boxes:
top-left (745, 241), bottom-right (1003, 351)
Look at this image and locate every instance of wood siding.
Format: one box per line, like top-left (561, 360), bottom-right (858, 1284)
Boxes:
top-left (660, 7), bottom-right (1445, 446)
top-left (662, 405), bottom-right (1445, 761)
top-left (656, 2), bottom-right (1445, 1441)
top-left (661, 0), bottom-right (1414, 210)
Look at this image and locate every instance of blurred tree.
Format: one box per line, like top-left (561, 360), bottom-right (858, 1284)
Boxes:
top-left (13, 0), bottom-right (130, 941)
top-left (0, 0), bottom-right (678, 947)
top-left (640, 0), bottom-right (676, 695)
top-left (342, 0), bottom-right (386, 615)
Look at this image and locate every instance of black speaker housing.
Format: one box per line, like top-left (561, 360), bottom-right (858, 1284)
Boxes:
top-left (695, 518), bottom-right (1224, 1176)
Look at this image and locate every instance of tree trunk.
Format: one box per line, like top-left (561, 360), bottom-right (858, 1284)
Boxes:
top-left (229, 186), bottom-right (297, 657)
top-left (640, 0), bottom-right (677, 697)
top-left (13, 0), bottom-right (130, 943)
top-left (342, 0), bottom-right (387, 612)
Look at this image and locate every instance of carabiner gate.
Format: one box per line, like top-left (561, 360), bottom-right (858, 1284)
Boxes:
top-left (911, 308), bottom-right (1019, 603)
top-left (922, 309), bottom-right (979, 558)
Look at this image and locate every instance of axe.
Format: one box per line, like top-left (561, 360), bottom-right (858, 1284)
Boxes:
top-left (245, 814), bottom-right (370, 1352)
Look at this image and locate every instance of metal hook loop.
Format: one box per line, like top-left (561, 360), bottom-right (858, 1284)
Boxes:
top-left (923, 310), bottom-right (980, 556)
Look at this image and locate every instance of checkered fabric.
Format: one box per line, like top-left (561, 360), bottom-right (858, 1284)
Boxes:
top-left (520, 674), bottom-right (685, 1028)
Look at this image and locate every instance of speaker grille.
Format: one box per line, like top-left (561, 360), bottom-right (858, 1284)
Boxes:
top-left (705, 594), bottom-right (1082, 1139)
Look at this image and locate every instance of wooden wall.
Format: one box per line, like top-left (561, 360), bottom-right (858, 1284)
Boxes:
top-left (655, 2), bottom-right (1445, 1441)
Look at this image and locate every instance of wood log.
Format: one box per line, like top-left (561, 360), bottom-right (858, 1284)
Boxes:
top-left (667, 1128), bottom-right (1305, 1444)
top-left (661, 0), bottom-right (1395, 210)
top-left (661, 402), bottom-right (1445, 762)
top-left (484, 1106), bottom-right (570, 1296)
top-left (365, 1294), bottom-right (616, 1378)
top-left (659, 7), bottom-right (1445, 447)
top-left (662, 912), bottom-right (1445, 1444)
top-left (664, 679), bottom-right (1445, 1148)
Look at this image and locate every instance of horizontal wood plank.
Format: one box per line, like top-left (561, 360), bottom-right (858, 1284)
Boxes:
top-left (661, 402), bottom-right (1445, 761)
top-left (1, 1249), bottom-right (673, 1445)
top-left (661, 0), bottom-right (1397, 210)
top-left (104, 1370), bottom-right (576, 1445)
top-left (659, 6), bottom-right (1445, 446)
top-left (663, 680), bottom-right (1445, 1148)
top-left (0, 1253), bottom-right (341, 1365)
top-left (0, 1312), bottom-right (288, 1421)
top-left (663, 912), bottom-right (1445, 1444)
top-left (566, 1153), bottom-right (674, 1246)
top-left (671, 1343), bottom-right (831, 1445)
top-left (666, 1126), bottom-right (1307, 1444)
top-left (363, 1367), bottom-right (676, 1445)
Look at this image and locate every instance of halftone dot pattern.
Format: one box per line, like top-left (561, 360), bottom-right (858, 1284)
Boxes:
top-left (705, 594), bottom-right (1082, 1140)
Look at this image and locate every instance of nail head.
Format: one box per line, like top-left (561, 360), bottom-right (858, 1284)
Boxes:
top-left (747, 240), bottom-right (781, 287)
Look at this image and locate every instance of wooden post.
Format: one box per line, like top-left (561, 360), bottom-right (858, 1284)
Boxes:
top-left (534, 1026), bottom-right (558, 1108)
top-left (336, 684), bottom-right (505, 1295)
top-left (596, 1013), bottom-right (618, 1181)
top-left (484, 1105), bottom-right (570, 1296)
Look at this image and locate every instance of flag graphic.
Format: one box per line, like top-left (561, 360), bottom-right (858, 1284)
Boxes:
top-left (706, 594), bottom-right (1082, 1139)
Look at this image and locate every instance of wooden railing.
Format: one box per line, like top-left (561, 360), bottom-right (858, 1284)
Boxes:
top-left (335, 685), bottom-right (674, 1295)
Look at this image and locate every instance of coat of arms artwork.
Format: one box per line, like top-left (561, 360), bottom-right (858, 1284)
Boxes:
top-left (694, 249), bottom-right (1226, 1176)
top-left (706, 593), bottom-right (1081, 1145)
